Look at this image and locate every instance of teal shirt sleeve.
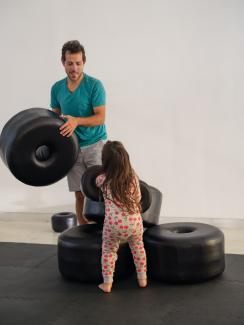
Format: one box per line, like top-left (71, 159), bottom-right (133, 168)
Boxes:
top-left (91, 80), bottom-right (106, 107)
top-left (50, 84), bottom-right (60, 108)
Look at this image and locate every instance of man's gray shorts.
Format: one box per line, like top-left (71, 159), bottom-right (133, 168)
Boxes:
top-left (67, 140), bottom-right (105, 192)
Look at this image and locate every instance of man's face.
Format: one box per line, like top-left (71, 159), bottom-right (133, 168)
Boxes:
top-left (62, 51), bottom-right (85, 81)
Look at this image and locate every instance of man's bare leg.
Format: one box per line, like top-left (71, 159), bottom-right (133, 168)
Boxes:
top-left (75, 191), bottom-right (88, 225)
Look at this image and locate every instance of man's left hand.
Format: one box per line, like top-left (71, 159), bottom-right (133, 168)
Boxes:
top-left (59, 115), bottom-right (78, 137)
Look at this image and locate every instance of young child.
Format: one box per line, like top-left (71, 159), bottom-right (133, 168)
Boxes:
top-left (95, 140), bottom-right (147, 293)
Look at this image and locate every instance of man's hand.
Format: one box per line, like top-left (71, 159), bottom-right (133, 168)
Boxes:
top-left (59, 115), bottom-right (78, 137)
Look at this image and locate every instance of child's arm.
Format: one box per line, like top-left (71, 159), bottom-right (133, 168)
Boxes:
top-left (95, 174), bottom-right (105, 188)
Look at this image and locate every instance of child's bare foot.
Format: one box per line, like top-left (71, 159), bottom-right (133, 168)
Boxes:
top-left (138, 278), bottom-right (147, 288)
top-left (98, 283), bottom-right (112, 293)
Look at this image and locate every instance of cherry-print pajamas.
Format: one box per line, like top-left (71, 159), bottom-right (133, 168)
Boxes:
top-left (96, 174), bottom-right (147, 283)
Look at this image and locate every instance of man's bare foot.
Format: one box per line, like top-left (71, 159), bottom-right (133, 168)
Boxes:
top-left (98, 283), bottom-right (112, 293)
top-left (138, 278), bottom-right (147, 288)
top-left (78, 221), bottom-right (89, 225)
top-left (78, 216), bottom-right (89, 225)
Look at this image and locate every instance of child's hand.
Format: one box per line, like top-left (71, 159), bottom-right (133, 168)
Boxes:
top-left (96, 174), bottom-right (105, 187)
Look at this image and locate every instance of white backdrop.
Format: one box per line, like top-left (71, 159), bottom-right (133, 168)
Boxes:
top-left (0, 0), bottom-right (243, 219)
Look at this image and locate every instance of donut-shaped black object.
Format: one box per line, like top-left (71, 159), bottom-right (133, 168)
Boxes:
top-left (143, 222), bottom-right (225, 283)
top-left (58, 224), bottom-right (135, 282)
top-left (81, 165), bottom-right (152, 213)
top-left (0, 107), bottom-right (79, 186)
top-left (142, 185), bottom-right (162, 228)
top-left (81, 165), bottom-right (104, 201)
top-left (83, 197), bottom-right (157, 228)
top-left (83, 197), bottom-right (105, 224)
top-left (139, 180), bottom-right (152, 213)
top-left (51, 212), bottom-right (77, 233)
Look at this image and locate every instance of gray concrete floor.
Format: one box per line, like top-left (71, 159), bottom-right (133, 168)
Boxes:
top-left (0, 212), bottom-right (243, 255)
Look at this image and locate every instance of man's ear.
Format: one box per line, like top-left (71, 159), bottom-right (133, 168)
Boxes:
top-left (61, 58), bottom-right (65, 66)
top-left (82, 54), bottom-right (86, 64)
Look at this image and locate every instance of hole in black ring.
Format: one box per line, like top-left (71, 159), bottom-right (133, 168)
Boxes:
top-left (171, 227), bottom-right (195, 234)
top-left (35, 145), bottom-right (51, 162)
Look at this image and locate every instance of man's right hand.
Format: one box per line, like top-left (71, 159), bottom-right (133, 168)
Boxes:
top-left (59, 115), bottom-right (78, 137)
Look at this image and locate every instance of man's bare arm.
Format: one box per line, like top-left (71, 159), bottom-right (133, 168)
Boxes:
top-left (74, 106), bottom-right (105, 126)
top-left (59, 106), bottom-right (106, 137)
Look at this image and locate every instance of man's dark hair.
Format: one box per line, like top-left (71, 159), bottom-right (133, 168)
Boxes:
top-left (61, 40), bottom-right (86, 63)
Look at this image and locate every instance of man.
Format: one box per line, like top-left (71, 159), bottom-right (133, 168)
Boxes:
top-left (50, 40), bottom-right (107, 225)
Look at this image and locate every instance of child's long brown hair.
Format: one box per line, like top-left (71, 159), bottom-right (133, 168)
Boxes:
top-left (101, 141), bottom-right (141, 214)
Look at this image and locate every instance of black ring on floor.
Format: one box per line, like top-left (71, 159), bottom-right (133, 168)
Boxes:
top-left (143, 222), bottom-right (225, 283)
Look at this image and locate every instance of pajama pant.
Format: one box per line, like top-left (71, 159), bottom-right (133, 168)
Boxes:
top-left (101, 214), bottom-right (147, 283)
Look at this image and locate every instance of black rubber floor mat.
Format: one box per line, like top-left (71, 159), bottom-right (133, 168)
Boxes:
top-left (0, 242), bottom-right (243, 325)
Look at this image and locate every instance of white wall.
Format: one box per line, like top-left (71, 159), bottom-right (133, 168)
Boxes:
top-left (0, 0), bottom-right (243, 219)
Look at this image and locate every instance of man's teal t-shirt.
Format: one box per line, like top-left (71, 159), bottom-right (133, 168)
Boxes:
top-left (50, 73), bottom-right (107, 147)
